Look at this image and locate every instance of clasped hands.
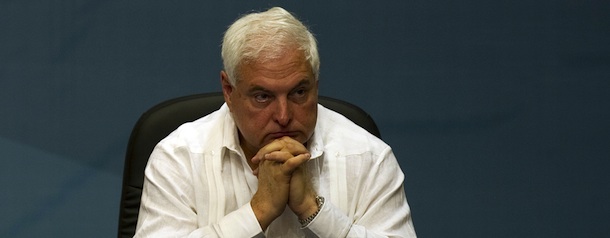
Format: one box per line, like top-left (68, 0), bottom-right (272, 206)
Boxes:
top-left (250, 136), bottom-right (319, 230)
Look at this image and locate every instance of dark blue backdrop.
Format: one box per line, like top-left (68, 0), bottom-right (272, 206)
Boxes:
top-left (2, 1), bottom-right (609, 237)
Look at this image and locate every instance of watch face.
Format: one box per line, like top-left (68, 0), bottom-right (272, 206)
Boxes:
top-left (316, 196), bottom-right (325, 206)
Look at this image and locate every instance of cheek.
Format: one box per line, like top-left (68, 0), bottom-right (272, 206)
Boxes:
top-left (231, 103), bottom-right (253, 132)
top-left (297, 102), bottom-right (318, 127)
top-left (237, 107), bottom-right (273, 132)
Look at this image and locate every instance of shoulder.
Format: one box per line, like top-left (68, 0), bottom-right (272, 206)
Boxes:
top-left (157, 104), bottom-right (229, 152)
top-left (315, 105), bottom-right (389, 156)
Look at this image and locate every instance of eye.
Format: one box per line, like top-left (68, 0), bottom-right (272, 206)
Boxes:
top-left (253, 93), bottom-right (272, 103)
top-left (294, 88), bottom-right (306, 97)
top-left (290, 88), bottom-right (308, 102)
top-left (292, 88), bottom-right (307, 97)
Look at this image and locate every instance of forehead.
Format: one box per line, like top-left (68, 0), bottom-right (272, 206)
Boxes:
top-left (237, 49), bottom-right (314, 87)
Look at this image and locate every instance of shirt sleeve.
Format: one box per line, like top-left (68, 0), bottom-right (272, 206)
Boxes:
top-left (306, 147), bottom-right (417, 237)
top-left (134, 144), bottom-right (264, 238)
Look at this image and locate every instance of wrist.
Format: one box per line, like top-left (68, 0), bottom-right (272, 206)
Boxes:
top-left (295, 195), bottom-right (318, 219)
top-left (298, 195), bottom-right (324, 228)
top-left (251, 195), bottom-right (284, 230)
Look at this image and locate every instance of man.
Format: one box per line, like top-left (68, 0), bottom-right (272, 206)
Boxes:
top-left (135, 7), bottom-right (416, 237)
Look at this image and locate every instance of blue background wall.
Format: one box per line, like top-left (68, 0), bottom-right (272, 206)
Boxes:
top-left (2, 1), bottom-right (609, 237)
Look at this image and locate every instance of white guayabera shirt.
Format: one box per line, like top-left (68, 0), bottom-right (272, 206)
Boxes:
top-left (135, 104), bottom-right (417, 238)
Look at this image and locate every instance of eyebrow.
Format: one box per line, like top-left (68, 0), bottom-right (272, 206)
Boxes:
top-left (247, 79), bottom-right (312, 94)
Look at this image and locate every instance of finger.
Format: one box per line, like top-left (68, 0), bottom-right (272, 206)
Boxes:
top-left (277, 137), bottom-right (308, 155)
top-left (281, 153), bottom-right (311, 174)
top-left (252, 136), bottom-right (309, 165)
top-left (263, 151), bottom-right (294, 163)
top-left (252, 140), bottom-right (286, 163)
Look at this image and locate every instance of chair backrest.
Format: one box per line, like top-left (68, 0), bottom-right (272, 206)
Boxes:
top-left (117, 92), bottom-right (380, 238)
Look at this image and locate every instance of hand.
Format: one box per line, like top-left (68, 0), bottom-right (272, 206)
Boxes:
top-left (251, 136), bottom-right (310, 171)
top-left (287, 163), bottom-right (319, 220)
top-left (253, 137), bottom-right (319, 220)
top-left (250, 137), bottom-right (311, 230)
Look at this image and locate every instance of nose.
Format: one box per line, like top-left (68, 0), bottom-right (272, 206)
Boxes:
top-left (274, 97), bottom-right (292, 126)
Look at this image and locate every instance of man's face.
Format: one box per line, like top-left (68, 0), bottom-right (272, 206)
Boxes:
top-left (221, 49), bottom-right (318, 157)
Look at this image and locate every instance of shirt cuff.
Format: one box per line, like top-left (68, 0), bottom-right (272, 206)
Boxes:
top-left (306, 201), bottom-right (352, 237)
top-left (216, 202), bottom-right (263, 237)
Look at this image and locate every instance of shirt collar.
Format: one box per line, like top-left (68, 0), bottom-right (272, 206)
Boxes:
top-left (219, 104), bottom-right (243, 158)
top-left (307, 127), bottom-right (324, 159)
top-left (307, 104), bottom-right (327, 159)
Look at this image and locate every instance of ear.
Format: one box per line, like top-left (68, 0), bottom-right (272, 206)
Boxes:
top-left (314, 79), bottom-right (320, 102)
top-left (220, 71), bottom-right (234, 109)
top-left (313, 79), bottom-right (319, 96)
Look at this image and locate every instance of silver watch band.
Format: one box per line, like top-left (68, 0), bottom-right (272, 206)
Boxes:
top-left (299, 195), bottom-right (325, 228)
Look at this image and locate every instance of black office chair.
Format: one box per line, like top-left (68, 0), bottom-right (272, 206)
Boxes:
top-left (117, 92), bottom-right (380, 238)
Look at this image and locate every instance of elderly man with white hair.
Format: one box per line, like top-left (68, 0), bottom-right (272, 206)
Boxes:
top-left (135, 7), bottom-right (416, 237)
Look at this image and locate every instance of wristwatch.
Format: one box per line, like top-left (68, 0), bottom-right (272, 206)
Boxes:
top-left (299, 195), bottom-right (325, 228)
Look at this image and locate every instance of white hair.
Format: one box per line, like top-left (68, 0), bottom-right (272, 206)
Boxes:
top-left (221, 7), bottom-right (320, 85)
